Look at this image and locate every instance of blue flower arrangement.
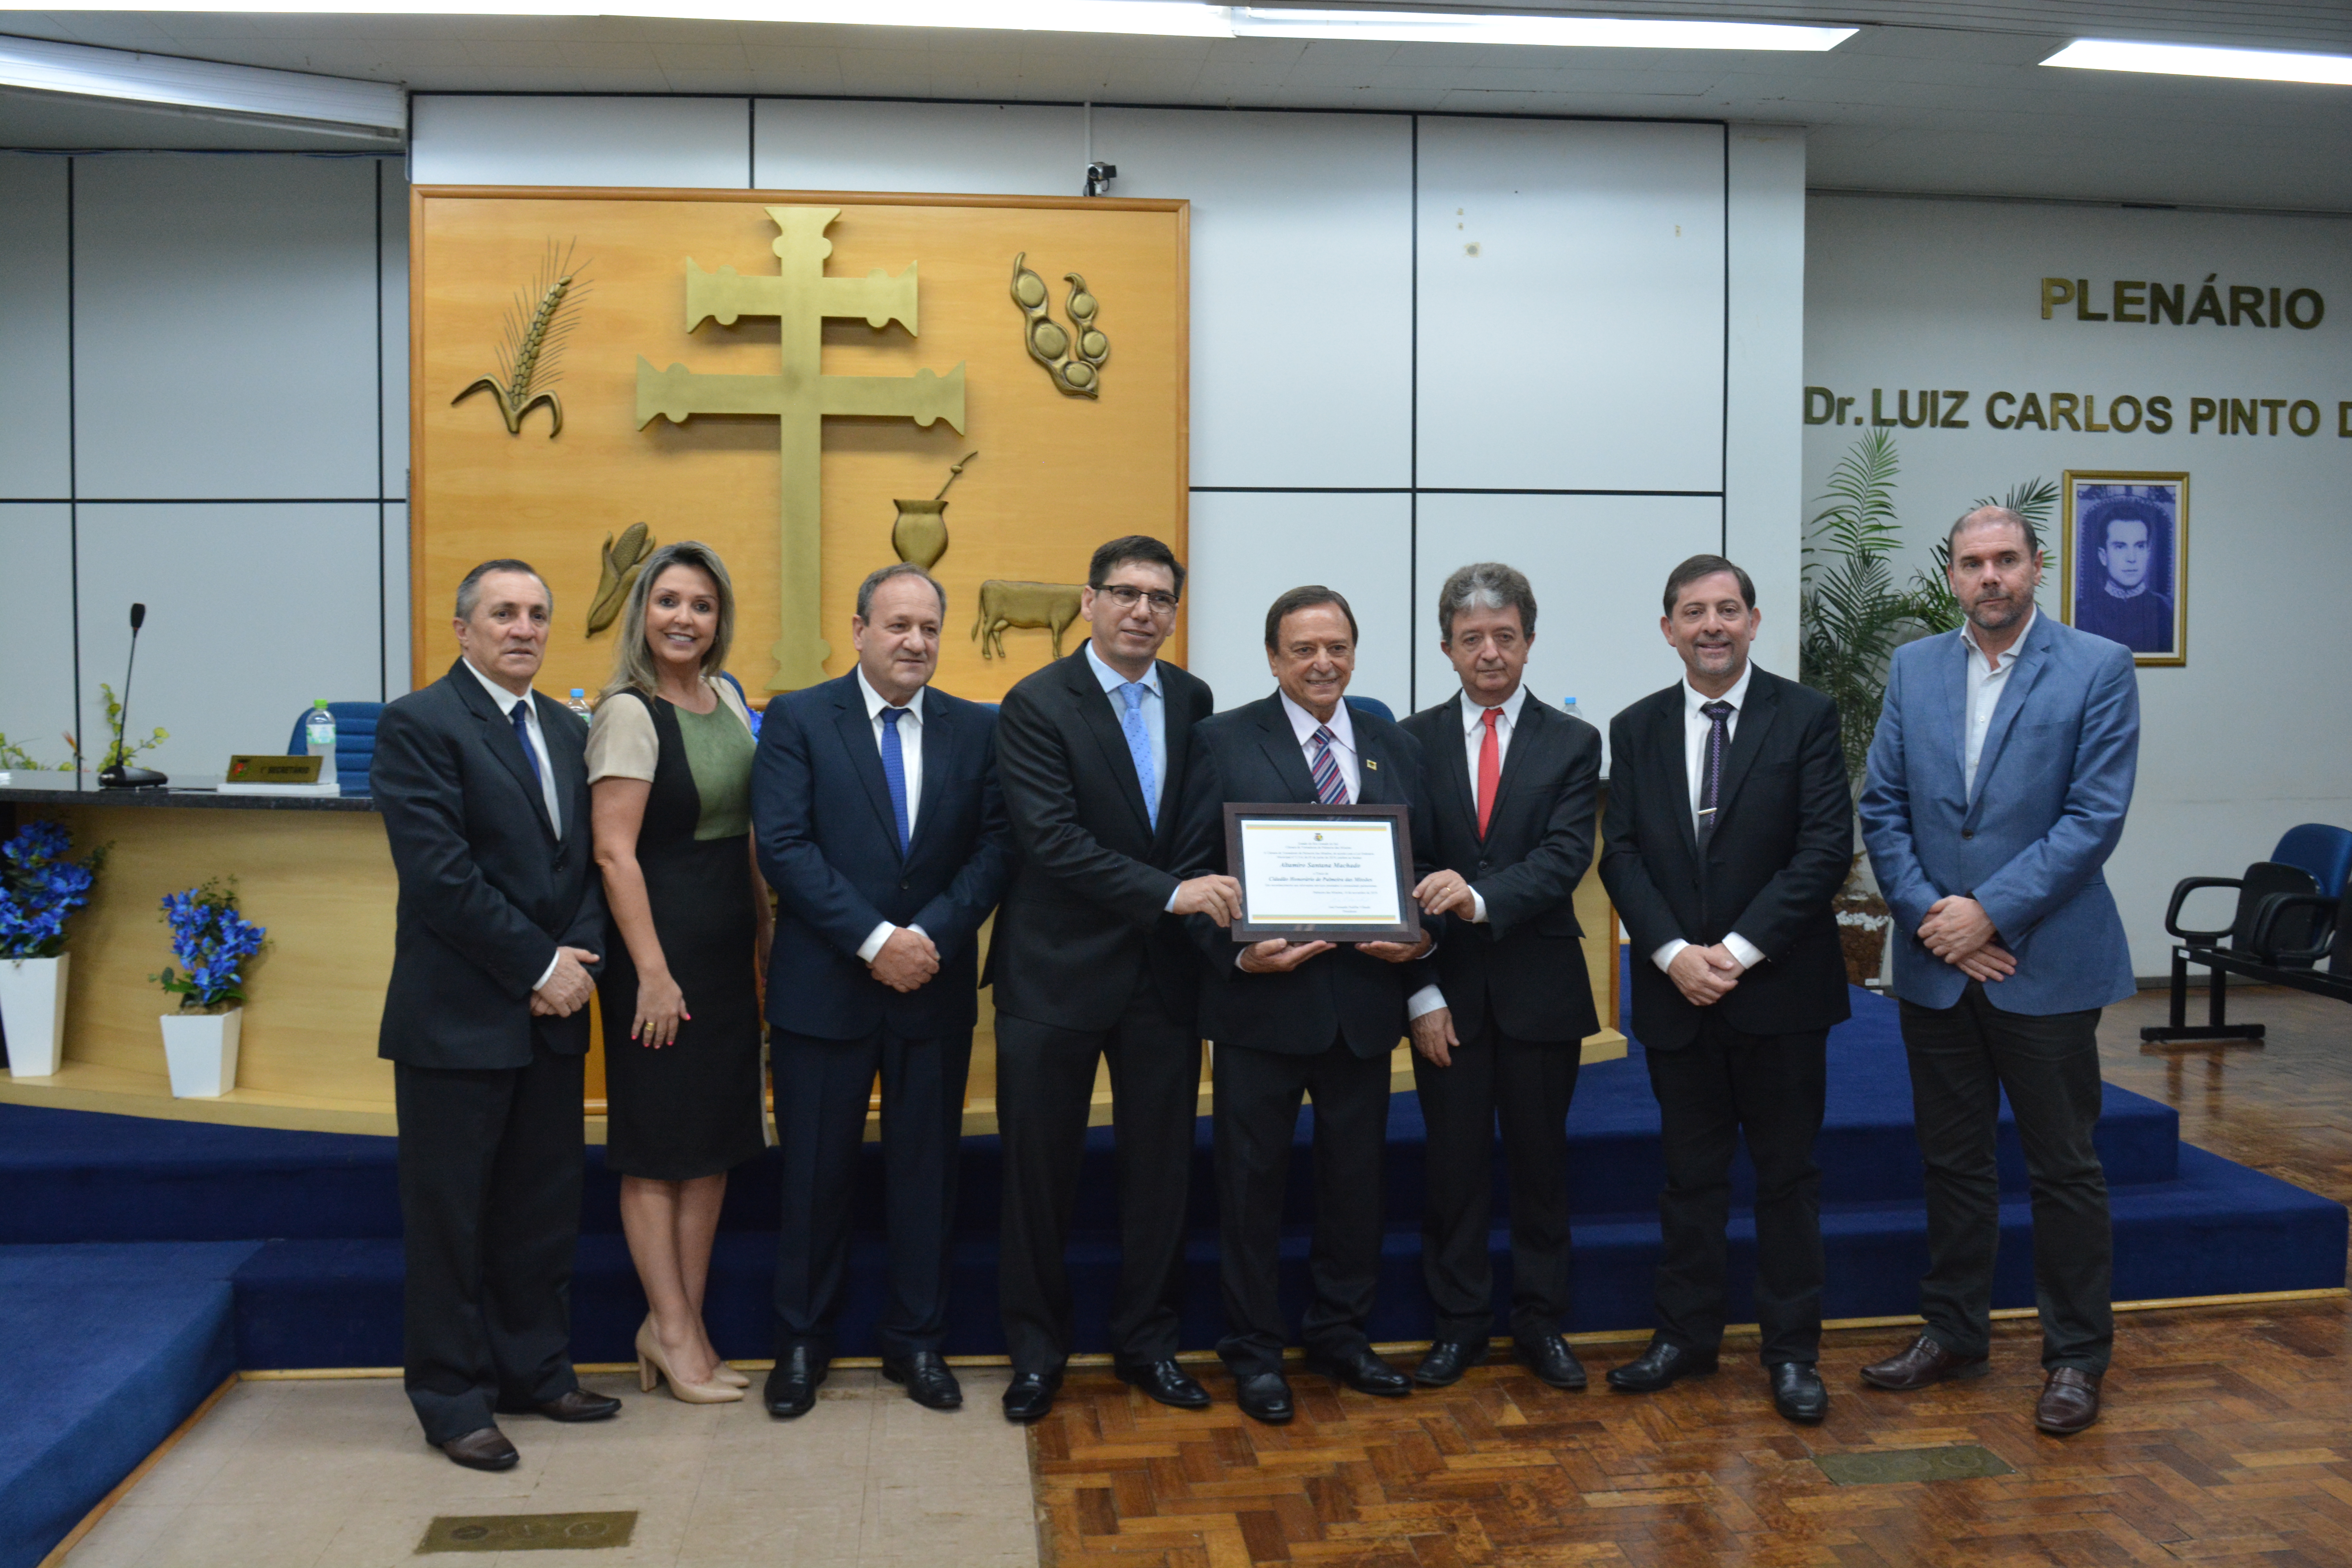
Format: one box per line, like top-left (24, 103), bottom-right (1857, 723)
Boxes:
top-left (153, 879), bottom-right (267, 1014)
top-left (0, 820), bottom-right (104, 960)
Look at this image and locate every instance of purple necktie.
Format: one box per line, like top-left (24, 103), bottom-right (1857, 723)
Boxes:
top-left (1697, 700), bottom-right (1732, 842)
top-left (1308, 725), bottom-right (1348, 805)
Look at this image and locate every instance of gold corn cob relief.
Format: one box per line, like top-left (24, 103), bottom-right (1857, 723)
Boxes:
top-left (455, 242), bottom-right (588, 437)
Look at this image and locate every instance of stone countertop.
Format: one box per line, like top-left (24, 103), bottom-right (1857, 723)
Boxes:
top-left (0, 776), bottom-right (378, 813)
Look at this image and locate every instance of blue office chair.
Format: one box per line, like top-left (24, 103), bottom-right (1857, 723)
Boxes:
top-left (283, 702), bottom-right (384, 796)
top-left (2272, 824), bottom-right (2352, 903)
top-left (1343, 695), bottom-right (1395, 723)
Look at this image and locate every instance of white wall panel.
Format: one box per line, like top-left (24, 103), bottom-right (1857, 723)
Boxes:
top-left (381, 160), bottom-right (411, 501)
top-left (1096, 109), bottom-right (1413, 490)
top-left (1410, 494), bottom-right (1722, 757)
top-left (75, 504), bottom-right (382, 779)
top-left (753, 99), bottom-right (1082, 196)
top-left (410, 96), bottom-right (750, 188)
top-left (1416, 118), bottom-right (1725, 493)
top-left (1724, 127), bottom-right (1806, 677)
top-left (74, 157), bottom-right (379, 500)
top-left (0, 505), bottom-right (76, 772)
top-left (0, 157), bottom-right (71, 500)
top-left (1186, 491), bottom-right (1412, 717)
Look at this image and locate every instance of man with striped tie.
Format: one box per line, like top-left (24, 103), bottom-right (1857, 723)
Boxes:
top-left (751, 563), bottom-right (1011, 1419)
top-left (1169, 585), bottom-right (1447, 1425)
top-left (1597, 555), bottom-right (1851, 1423)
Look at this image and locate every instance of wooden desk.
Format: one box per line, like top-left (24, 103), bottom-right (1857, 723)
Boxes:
top-left (0, 784), bottom-right (1624, 1137)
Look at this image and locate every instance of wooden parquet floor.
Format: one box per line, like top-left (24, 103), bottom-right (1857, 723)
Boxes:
top-left (1030, 986), bottom-right (2352, 1567)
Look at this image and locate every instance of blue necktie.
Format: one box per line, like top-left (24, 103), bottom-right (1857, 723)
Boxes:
top-left (508, 701), bottom-right (542, 786)
top-left (879, 706), bottom-right (911, 855)
top-left (1118, 681), bottom-right (1158, 829)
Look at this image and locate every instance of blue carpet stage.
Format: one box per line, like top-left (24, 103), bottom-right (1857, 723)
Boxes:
top-left (1, 981), bottom-right (2343, 1565)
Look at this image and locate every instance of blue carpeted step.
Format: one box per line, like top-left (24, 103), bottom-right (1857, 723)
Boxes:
top-left (230, 1142), bottom-right (2345, 1368)
top-left (0, 1241), bottom-right (261, 1568)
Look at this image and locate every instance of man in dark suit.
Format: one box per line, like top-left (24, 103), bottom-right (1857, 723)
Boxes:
top-left (372, 558), bottom-right (621, 1472)
top-left (988, 536), bottom-right (1241, 1423)
top-left (752, 563), bottom-right (1011, 1419)
top-left (1170, 585), bottom-right (1448, 1425)
top-left (1397, 563), bottom-right (1602, 1393)
top-left (1597, 554), bottom-right (1851, 1423)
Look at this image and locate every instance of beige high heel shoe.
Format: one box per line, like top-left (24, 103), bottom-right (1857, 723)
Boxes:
top-left (636, 1320), bottom-right (744, 1404)
top-left (639, 1315), bottom-right (749, 1388)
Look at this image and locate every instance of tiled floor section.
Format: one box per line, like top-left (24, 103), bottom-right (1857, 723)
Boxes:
top-left (62, 1368), bottom-right (1040, 1568)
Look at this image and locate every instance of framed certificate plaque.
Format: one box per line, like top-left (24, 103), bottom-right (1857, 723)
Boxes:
top-left (1222, 802), bottom-right (1423, 945)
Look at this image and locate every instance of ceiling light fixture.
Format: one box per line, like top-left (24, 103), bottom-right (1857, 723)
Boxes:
top-left (4, 2), bottom-right (1856, 51)
top-left (0, 34), bottom-right (405, 138)
top-left (2043, 37), bottom-right (2352, 88)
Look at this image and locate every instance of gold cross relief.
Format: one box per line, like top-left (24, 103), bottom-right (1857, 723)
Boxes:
top-left (636, 206), bottom-right (967, 692)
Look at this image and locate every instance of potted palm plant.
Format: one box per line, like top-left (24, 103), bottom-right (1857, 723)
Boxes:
top-left (152, 879), bottom-right (267, 1097)
top-left (1799, 429), bottom-right (2055, 983)
top-left (0, 821), bottom-right (104, 1076)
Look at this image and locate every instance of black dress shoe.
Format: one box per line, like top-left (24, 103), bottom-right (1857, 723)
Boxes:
top-left (1116, 1359), bottom-right (1211, 1409)
top-left (512, 1388), bottom-right (621, 1422)
top-left (883, 1350), bottom-right (964, 1410)
top-left (1001, 1369), bottom-right (1062, 1423)
top-left (1514, 1334), bottom-right (1588, 1391)
top-left (1605, 1339), bottom-right (1719, 1393)
top-left (764, 1346), bottom-right (827, 1419)
top-left (439, 1426), bottom-right (519, 1471)
top-left (1304, 1348), bottom-right (1412, 1398)
top-left (1412, 1339), bottom-right (1490, 1387)
top-left (1233, 1371), bottom-right (1294, 1425)
top-left (1771, 1361), bottom-right (1828, 1423)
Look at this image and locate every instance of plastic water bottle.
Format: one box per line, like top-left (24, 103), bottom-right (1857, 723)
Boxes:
top-left (566, 688), bottom-right (595, 719)
top-left (1560, 696), bottom-right (1581, 725)
top-left (304, 700), bottom-right (336, 760)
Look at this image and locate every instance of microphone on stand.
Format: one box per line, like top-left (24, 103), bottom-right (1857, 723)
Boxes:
top-left (99, 603), bottom-right (168, 789)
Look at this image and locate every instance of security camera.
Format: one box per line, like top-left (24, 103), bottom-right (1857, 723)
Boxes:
top-left (1083, 161), bottom-right (1118, 198)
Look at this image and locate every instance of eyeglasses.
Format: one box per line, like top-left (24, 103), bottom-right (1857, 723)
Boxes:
top-left (1096, 584), bottom-right (1180, 615)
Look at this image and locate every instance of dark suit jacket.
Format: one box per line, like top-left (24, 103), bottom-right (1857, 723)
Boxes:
top-left (1399, 691), bottom-right (1602, 1044)
top-left (752, 672), bottom-right (1011, 1042)
top-left (986, 649), bottom-right (1215, 1032)
top-left (1170, 692), bottom-right (1444, 1059)
top-left (1599, 666), bottom-right (1853, 1050)
top-left (372, 659), bottom-right (605, 1071)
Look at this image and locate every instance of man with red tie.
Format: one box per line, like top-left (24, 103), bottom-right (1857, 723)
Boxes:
top-left (1398, 564), bottom-right (1603, 1392)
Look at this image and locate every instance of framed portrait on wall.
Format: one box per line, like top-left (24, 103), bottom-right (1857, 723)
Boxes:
top-left (2061, 472), bottom-right (2188, 666)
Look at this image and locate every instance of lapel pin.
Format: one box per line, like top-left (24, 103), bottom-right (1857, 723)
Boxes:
top-left (1365, 759), bottom-right (1378, 771)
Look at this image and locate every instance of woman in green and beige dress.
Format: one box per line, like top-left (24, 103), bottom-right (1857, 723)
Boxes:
top-left (586, 541), bottom-right (771, 1405)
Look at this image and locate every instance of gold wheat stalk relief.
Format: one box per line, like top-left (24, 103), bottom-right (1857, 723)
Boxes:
top-left (455, 240), bottom-right (590, 437)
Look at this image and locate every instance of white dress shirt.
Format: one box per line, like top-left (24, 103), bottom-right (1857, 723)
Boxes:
top-left (459, 655), bottom-right (566, 991)
top-left (1451, 684), bottom-right (1532, 926)
top-left (1269, 692), bottom-right (1445, 1020)
top-left (1961, 607), bottom-right (2034, 804)
top-left (1653, 664), bottom-right (1765, 978)
top-left (854, 666), bottom-right (930, 965)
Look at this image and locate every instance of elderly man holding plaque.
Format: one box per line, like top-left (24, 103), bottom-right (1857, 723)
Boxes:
top-left (1170, 585), bottom-right (1448, 1425)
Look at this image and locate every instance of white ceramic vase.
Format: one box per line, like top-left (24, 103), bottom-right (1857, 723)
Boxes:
top-left (0, 953), bottom-right (70, 1077)
top-left (160, 1007), bottom-right (242, 1097)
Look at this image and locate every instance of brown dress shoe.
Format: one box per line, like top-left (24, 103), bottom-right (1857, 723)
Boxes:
top-left (2034, 1367), bottom-right (2101, 1435)
top-left (1857, 1335), bottom-right (1989, 1391)
top-left (439, 1426), bottom-right (519, 1471)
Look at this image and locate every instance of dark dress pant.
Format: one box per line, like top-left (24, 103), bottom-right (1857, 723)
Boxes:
top-left (995, 987), bottom-right (1200, 1374)
top-left (1643, 1014), bottom-right (1827, 1366)
top-left (1899, 982), bottom-right (2112, 1373)
top-left (771, 1024), bottom-right (972, 1362)
top-left (1212, 1034), bottom-right (1390, 1378)
top-left (1412, 1022), bottom-right (1581, 1342)
top-left (395, 1040), bottom-right (585, 1445)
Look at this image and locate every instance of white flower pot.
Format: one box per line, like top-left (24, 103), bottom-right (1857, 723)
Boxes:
top-left (0, 954), bottom-right (69, 1077)
top-left (160, 1008), bottom-right (242, 1098)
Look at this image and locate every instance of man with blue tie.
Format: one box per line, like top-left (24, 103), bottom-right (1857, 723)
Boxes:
top-left (988, 536), bottom-right (1240, 1423)
top-left (751, 563), bottom-right (1011, 1419)
top-left (1169, 586), bottom-right (1448, 1425)
top-left (1859, 506), bottom-right (2139, 1436)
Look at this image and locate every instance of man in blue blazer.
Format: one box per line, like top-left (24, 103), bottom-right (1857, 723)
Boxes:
top-left (1858, 505), bottom-right (2140, 1437)
top-left (751, 563), bottom-right (1011, 1419)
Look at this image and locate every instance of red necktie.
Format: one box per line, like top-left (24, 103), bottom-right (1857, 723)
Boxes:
top-left (1475, 706), bottom-right (1501, 837)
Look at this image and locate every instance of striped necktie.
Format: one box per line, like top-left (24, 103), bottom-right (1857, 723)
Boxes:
top-left (1308, 724), bottom-right (1349, 805)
